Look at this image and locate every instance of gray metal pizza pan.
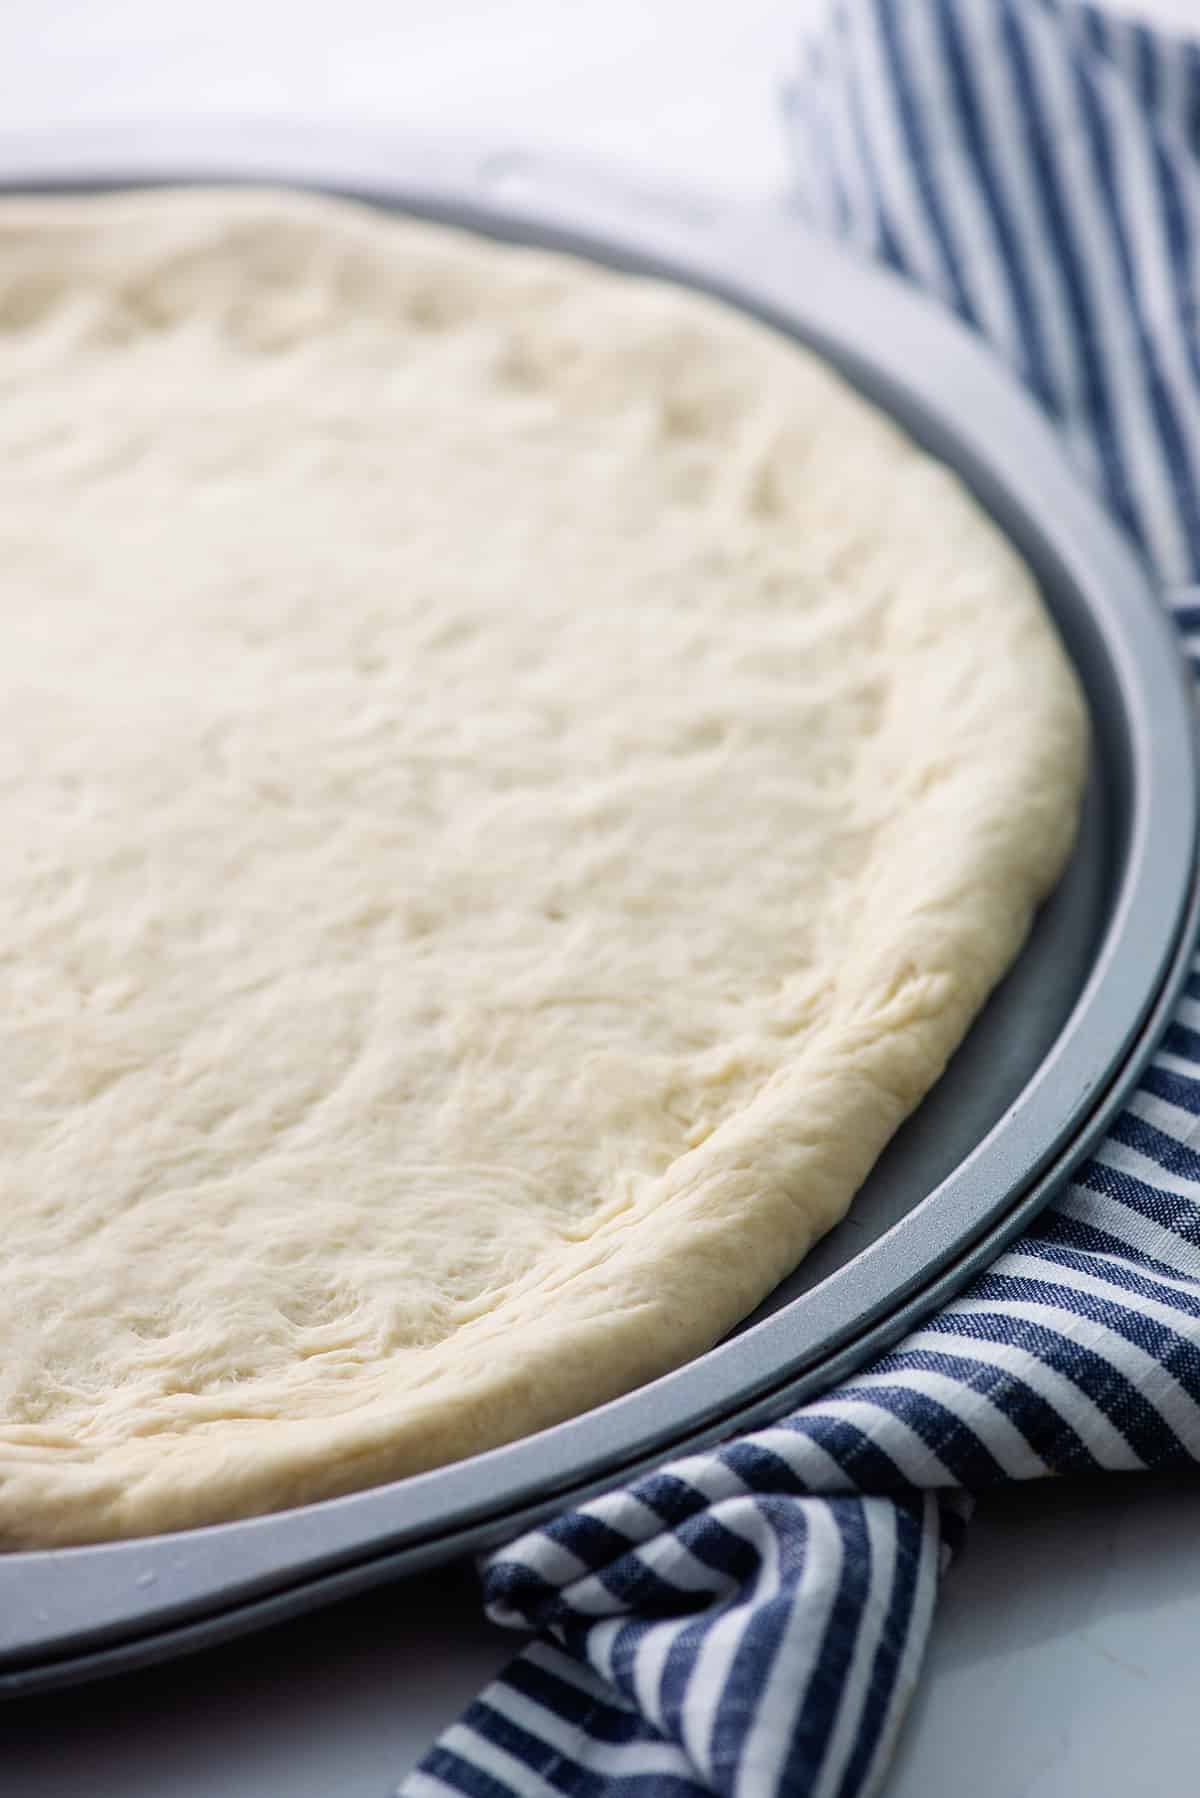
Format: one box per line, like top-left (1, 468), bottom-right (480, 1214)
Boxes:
top-left (0, 122), bottom-right (1196, 1697)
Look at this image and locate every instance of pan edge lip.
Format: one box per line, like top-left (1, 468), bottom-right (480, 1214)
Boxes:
top-left (0, 123), bottom-right (1195, 1669)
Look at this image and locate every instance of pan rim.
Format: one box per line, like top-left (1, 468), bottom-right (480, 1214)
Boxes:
top-left (0, 122), bottom-right (1195, 1684)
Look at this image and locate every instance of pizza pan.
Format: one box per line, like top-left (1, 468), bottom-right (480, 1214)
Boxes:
top-left (0, 122), bottom-right (1196, 1697)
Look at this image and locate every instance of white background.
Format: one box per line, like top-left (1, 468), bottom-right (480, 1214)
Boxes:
top-left (3, 2), bottom-right (1200, 1794)
top-left (2, 0), bottom-right (1196, 202)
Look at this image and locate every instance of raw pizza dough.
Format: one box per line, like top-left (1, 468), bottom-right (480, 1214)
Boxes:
top-left (0, 188), bottom-right (1087, 1548)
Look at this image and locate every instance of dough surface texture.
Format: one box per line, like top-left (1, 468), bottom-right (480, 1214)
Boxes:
top-left (0, 189), bottom-right (1086, 1546)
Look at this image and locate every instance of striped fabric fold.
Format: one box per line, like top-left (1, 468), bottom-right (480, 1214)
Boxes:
top-left (403, 6), bottom-right (1200, 1795)
top-left (785, 0), bottom-right (1200, 585)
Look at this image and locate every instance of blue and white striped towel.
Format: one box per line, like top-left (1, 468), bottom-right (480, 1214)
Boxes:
top-left (403, 5), bottom-right (1200, 1794)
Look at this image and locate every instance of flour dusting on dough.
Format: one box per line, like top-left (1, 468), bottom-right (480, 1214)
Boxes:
top-left (0, 189), bottom-right (1087, 1545)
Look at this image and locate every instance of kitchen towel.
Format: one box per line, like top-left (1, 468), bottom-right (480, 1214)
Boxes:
top-left (403, 5), bottom-right (1200, 1795)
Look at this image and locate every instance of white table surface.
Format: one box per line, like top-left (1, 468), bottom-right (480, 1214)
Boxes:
top-left (3, 3), bottom-right (1199, 1793)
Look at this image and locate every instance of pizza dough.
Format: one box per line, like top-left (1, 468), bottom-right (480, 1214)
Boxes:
top-left (0, 188), bottom-right (1086, 1547)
